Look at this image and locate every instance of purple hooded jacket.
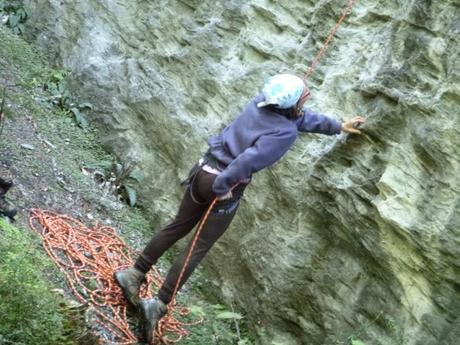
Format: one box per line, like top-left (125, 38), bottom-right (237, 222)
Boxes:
top-left (208, 94), bottom-right (342, 196)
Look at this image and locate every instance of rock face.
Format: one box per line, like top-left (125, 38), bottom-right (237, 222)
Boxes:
top-left (24, 0), bottom-right (459, 344)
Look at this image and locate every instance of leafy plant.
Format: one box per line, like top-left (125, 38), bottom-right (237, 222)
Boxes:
top-left (114, 161), bottom-right (144, 207)
top-left (44, 69), bottom-right (71, 108)
top-left (180, 302), bottom-right (255, 345)
top-left (82, 159), bottom-right (144, 207)
top-left (42, 69), bottom-right (94, 128)
top-left (351, 340), bottom-right (367, 345)
top-left (0, 0), bottom-right (29, 35)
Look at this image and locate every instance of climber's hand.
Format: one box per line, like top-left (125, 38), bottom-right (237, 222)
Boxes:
top-left (341, 116), bottom-right (365, 134)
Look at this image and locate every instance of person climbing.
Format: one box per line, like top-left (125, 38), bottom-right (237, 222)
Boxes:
top-left (0, 177), bottom-right (17, 220)
top-left (114, 73), bottom-right (365, 343)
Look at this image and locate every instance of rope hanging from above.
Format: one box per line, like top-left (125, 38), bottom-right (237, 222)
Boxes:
top-left (304, 0), bottom-right (358, 81)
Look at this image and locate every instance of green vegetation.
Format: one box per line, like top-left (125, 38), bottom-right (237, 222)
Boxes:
top-left (0, 25), bottom-right (45, 83)
top-left (179, 301), bottom-right (255, 345)
top-left (341, 316), bottom-right (408, 345)
top-left (0, 25), bottom-right (145, 223)
top-left (0, 219), bottom-right (82, 345)
top-left (0, 0), bottom-right (29, 35)
top-left (1, 24), bottom-right (143, 208)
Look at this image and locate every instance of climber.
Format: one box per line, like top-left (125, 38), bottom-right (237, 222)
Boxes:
top-left (0, 177), bottom-right (17, 220)
top-left (114, 73), bottom-right (365, 343)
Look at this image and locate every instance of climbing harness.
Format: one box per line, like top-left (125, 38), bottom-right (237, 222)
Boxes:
top-left (183, 162), bottom-right (206, 205)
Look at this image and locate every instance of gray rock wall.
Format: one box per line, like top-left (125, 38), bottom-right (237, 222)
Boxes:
top-left (24, 0), bottom-right (459, 344)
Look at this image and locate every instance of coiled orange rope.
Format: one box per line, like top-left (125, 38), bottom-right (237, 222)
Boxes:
top-left (29, 209), bottom-right (201, 344)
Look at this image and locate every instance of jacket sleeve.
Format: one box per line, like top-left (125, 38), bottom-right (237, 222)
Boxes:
top-left (296, 108), bottom-right (342, 135)
top-left (212, 131), bottom-right (297, 196)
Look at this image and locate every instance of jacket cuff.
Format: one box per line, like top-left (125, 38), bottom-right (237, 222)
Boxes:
top-left (332, 120), bottom-right (342, 134)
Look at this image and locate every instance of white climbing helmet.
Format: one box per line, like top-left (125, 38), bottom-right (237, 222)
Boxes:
top-left (257, 74), bottom-right (306, 109)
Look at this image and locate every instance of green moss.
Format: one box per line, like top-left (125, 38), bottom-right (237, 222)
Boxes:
top-left (0, 219), bottom-right (80, 345)
top-left (0, 27), bottom-right (47, 86)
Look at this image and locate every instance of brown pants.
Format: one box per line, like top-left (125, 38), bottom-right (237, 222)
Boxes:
top-left (134, 167), bottom-right (247, 304)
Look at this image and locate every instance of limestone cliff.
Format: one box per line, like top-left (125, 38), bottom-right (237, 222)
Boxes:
top-left (24, 0), bottom-right (459, 344)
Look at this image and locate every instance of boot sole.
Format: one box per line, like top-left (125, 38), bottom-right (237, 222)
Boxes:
top-left (139, 301), bottom-right (155, 344)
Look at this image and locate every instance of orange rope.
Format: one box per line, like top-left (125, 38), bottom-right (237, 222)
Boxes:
top-left (29, 209), bottom-right (201, 344)
top-left (168, 198), bottom-right (218, 304)
top-left (304, 0), bottom-right (358, 81)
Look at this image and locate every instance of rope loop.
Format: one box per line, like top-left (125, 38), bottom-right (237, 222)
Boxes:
top-left (29, 209), bottom-right (201, 344)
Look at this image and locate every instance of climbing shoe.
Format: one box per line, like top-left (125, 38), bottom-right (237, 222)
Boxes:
top-left (0, 196), bottom-right (17, 220)
top-left (139, 297), bottom-right (167, 344)
top-left (113, 267), bottom-right (145, 308)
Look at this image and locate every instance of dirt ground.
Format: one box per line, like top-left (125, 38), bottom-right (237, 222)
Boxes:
top-left (0, 28), bottom-right (153, 252)
top-left (0, 91), bottom-right (147, 242)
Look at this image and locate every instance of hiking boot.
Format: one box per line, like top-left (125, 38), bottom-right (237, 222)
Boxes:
top-left (0, 196), bottom-right (17, 219)
top-left (113, 267), bottom-right (145, 308)
top-left (139, 297), bottom-right (167, 344)
top-left (0, 178), bottom-right (13, 196)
